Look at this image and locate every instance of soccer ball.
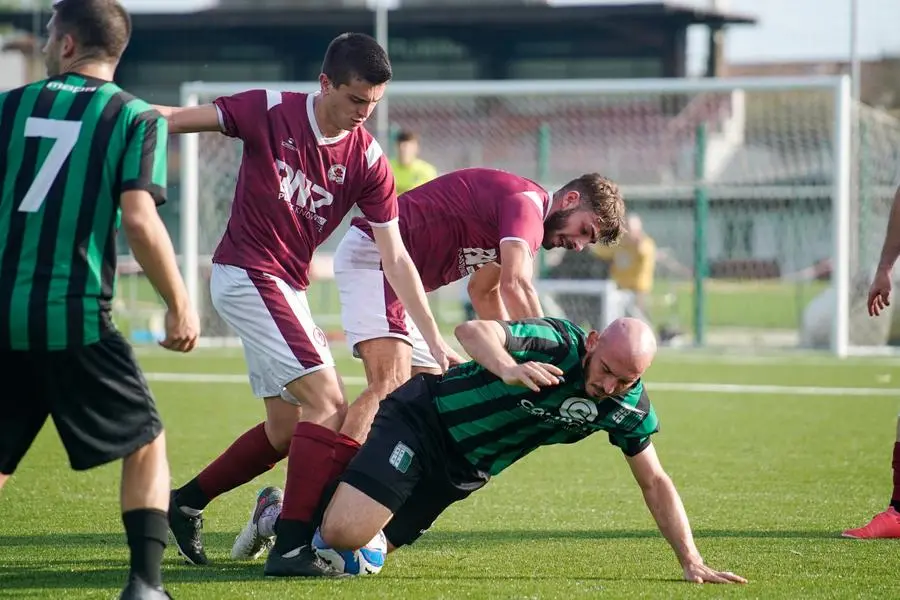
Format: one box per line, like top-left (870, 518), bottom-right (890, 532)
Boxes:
top-left (311, 527), bottom-right (387, 575)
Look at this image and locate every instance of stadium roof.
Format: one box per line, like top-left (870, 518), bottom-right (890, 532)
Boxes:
top-left (0, 2), bottom-right (756, 32)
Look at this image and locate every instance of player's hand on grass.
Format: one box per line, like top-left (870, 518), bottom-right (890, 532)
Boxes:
top-left (500, 361), bottom-right (564, 392)
top-left (160, 306), bottom-right (200, 353)
top-left (682, 561), bottom-right (747, 585)
top-left (867, 267), bottom-right (892, 317)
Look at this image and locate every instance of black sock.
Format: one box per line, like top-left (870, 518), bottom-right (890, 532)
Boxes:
top-left (890, 499), bottom-right (900, 512)
top-left (273, 518), bottom-right (313, 554)
top-left (174, 478), bottom-right (210, 512)
top-left (122, 508), bottom-right (168, 588)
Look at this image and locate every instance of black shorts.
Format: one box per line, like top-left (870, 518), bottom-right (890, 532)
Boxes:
top-left (0, 332), bottom-right (163, 474)
top-left (340, 374), bottom-right (490, 548)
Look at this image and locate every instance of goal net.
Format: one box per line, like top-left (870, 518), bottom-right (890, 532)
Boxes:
top-left (115, 75), bottom-right (900, 356)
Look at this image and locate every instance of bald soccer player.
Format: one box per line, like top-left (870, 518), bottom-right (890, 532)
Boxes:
top-left (262, 317), bottom-right (747, 583)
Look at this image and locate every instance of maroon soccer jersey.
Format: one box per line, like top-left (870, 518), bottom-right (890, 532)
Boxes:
top-left (211, 89), bottom-right (397, 290)
top-left (353, 168), bottom-right (550, 291)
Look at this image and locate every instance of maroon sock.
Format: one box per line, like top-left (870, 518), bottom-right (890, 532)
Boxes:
top-left (891, 443), bottom-right (900, 512)
top-left (280, 422), bottom-right (338, 523)
top-left (330, 433), bottom-right (361, 482)
top-left (193, 422), bottom-right (286, 504)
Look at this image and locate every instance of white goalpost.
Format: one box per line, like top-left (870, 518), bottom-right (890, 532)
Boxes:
top-left (165, 74), bottom-right (883, 357)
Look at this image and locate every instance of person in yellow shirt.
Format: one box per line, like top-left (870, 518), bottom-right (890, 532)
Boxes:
top-left (390, 129), bottom-right (438, 194)
top-left (594, 213), bottom-right (656, 319)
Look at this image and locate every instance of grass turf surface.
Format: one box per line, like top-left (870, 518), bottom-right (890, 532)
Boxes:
top-left (1, 347), bottom-right (899, 599)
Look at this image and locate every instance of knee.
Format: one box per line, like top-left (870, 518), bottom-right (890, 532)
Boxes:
top-left (284, 372), bottom-right (348, 418)
top-left (264, 417), bottom-right (296, 453)
top-left (320, 514), bottom-right (365, 551)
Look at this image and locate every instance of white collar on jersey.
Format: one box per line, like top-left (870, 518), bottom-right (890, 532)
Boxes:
top-left (307, 91), bottom-right (350, 146)
top-left (521, 190), bottom-right (552, 222)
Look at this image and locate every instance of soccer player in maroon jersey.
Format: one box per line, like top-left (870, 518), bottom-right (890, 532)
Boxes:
top-left (153, 33), bottom-right (463, 576)
top-left (229, 168), bottom-right (627, 564)
top-left (332, 168), bottom-right (625, 443)
top-left (843, 183), bottom-right (900, 540)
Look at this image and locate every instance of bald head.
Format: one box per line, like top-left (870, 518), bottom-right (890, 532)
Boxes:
top-left (597, 317), bottom-right (657, 374)
top-left (626, 213), bottom-right (644, 240)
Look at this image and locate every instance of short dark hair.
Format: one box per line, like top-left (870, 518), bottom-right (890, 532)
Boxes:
top-left (560, 173), bottom-right (626, 245)
top-left (396, 129), bottom-right (418, 144)
top-left (322, 32), bottom-right (392, 87)
top-left (53, 0), bottom-right (131, 62)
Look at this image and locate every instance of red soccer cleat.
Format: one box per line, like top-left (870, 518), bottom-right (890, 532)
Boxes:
top-left (842, 507), bottom-right (900, 539)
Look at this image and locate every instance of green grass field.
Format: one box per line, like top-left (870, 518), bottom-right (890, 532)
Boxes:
top-left (2, 347), bottom-right (899, 599)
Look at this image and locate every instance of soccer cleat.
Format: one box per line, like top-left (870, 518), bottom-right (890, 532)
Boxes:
top-left (230, 486), bottom-right (284, 560)
top-left (118, 576), bottom-right (173, 600)
top-left (842, 507), bottom-right (900, 539)
top-left (263, 544), bottom-right (349, 578)
top-left (168, 491), bottom-right (209, 565)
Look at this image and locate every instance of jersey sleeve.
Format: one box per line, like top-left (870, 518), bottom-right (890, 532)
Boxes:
top-left (497, 191), bottom-right (547, 255)
top-left (496, 317), bottom-right (576, 364)
top-left (212, 89), bottom-right (273, 145)
top-left (606, 384), bottom-right (660, 457)
top-left (357, 138), bottom-right (399, 228)
top-left (121, 110), bottom-right (169, 206)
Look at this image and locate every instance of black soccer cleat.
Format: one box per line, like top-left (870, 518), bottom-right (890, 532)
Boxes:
top-left (263, 544), bottom-right (349, 578)
top-left (118, 576), bottom-right (173, 600)
top-left (168, 491), bottom-right (208, 566)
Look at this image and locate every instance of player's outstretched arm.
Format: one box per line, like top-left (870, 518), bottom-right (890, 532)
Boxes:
top-left (121, 191), bottom-right (200, 352)
top-left (868, 185), bottom-right (900, 316)
top-left (372, 222), bottom-right (465, 370)
top-left (467, 263), bottom-right (509, 320)
top-left (153, 104), bottom-right (222, 134)
top-left (497, 241), bottom-right (544, 320)
top-left (453, 321), bottom-right (562, 391)
top-left (624, 443), bottom-right (747, 584)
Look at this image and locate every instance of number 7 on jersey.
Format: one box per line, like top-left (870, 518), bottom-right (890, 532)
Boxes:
top-left (19, 117), bottom-right (83, 213)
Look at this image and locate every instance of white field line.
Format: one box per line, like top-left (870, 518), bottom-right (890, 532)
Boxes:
top-left (133, 345), bottom-right (900, 367)
top-left (143, 372), bottom-right (900, 397)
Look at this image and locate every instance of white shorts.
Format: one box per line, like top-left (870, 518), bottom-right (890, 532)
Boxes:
top-left (209, 263), bottom-right (335, 398)
top-left (333, 226), bottom-right (439, 370)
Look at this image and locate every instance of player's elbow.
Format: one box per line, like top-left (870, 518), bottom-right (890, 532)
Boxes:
top-left (120, 194), bottom-right (160, 241)
top-left (499, 276), bottom-right (536, 304)
top-left (454, 321), bottom-right (480, 345)
top-left (468, 281), bottom-right (500, 307)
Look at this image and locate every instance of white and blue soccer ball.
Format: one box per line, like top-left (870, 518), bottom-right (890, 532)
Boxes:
top-left (311, 527), bottom-right (387, 575)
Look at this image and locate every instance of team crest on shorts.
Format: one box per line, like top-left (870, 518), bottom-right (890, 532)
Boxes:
top-left (389, 442), bottom-right (414, 474)
top-left (327, 164), bottom-right (346, 184)
top-left (313, 327), bottom-right (327, 347)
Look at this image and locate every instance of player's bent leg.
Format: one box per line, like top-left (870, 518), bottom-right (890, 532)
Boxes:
top-left (172, 265), bottom-right (332, 566)
top-left (319, 482), bottom-right (394, 550)
top-left (119, 431), bottom-right (171, 598)
top-left (0, 350), bottom-right (49, 494)
top-left (264, 367), bottom-right (349, 578)
top-left (227, 397), bottom-right (303, 561)
top-left (341, 337), bottom-right (413, 443)
top-left (40, 335), bottom-right (172, 597)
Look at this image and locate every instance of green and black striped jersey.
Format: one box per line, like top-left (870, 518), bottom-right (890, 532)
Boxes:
top-left (0, 72), bottom-right (168, 350)
top-left (433, 317), bottom-right (659, 475)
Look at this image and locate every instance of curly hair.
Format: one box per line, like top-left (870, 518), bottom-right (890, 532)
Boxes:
top-left (558, 173), bottom-right (626, 245)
